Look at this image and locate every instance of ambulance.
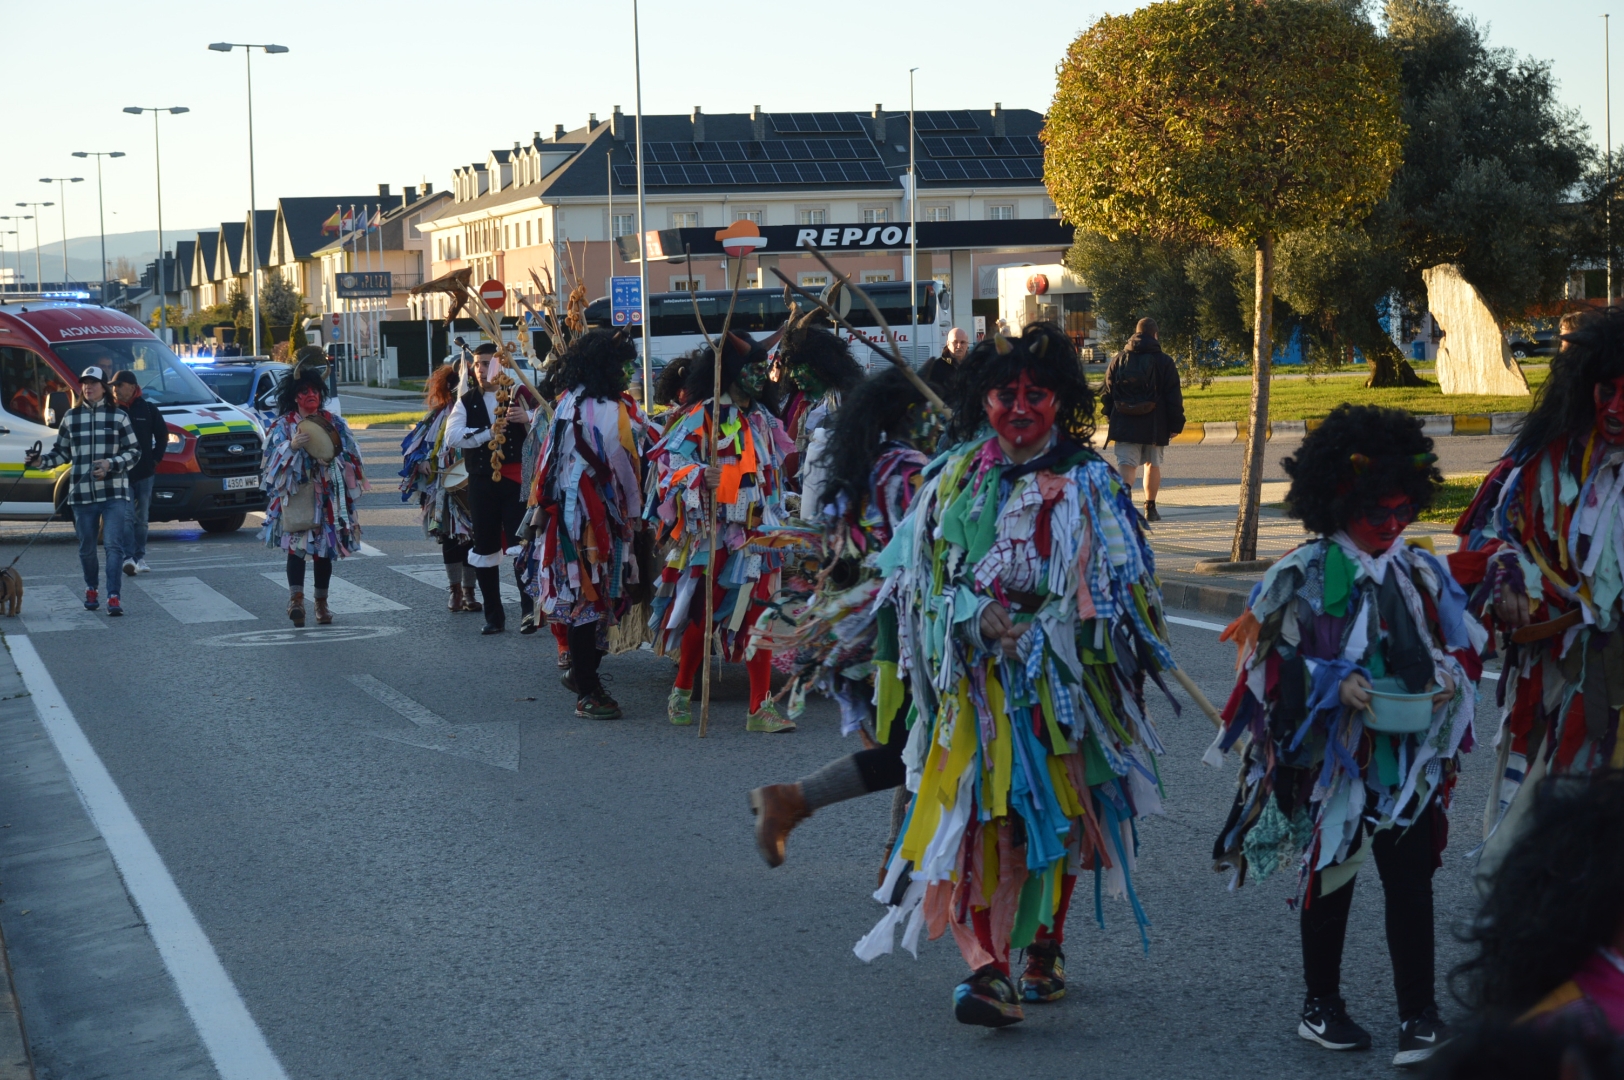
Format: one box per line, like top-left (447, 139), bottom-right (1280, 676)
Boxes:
top-left (0, 295), bottom-right (267, 532)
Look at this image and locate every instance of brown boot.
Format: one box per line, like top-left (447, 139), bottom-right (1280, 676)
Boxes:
top-left (462, 584), bottom-right (482, 613)
top-left (448, 583), bottom-right (466, 613)
top-left (747, 783), bottom-right (811, 868)
top-left (314, 596), bottom-right (333, 625)
top-left (288, 591), bottom-right (305, 628)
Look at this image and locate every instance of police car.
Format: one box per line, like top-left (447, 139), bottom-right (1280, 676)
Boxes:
top-left (0, 295), bottom-right (267, 532)
top-left (190, 356), bottom-right (291, 427)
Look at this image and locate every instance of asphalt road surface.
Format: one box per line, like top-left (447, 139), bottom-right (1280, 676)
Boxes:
top-left (0, 427), bottom-right (1502, 1079)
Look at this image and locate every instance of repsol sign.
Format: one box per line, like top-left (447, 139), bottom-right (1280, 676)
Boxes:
top-left (795, 225), bottom-right (913, 250)
top-left (621, 219), bottom-right (1074, 263)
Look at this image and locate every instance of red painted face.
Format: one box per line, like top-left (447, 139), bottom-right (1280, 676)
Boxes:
top-left (984, 373), bottom-right (1058, 450)
top-left (1346, 491), bottom-right (1416, 554)
top-left (1596, 376), bottom-right (1624, 444)
top-left (296, 387), bottom-right (321, 414)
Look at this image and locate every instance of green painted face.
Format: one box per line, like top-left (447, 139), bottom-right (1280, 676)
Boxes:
top-left (789, 363), bottom-right (828, 398)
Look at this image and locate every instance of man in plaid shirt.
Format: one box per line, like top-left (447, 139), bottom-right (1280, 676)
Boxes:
top-left (26, 365), bottom-right (141, 615)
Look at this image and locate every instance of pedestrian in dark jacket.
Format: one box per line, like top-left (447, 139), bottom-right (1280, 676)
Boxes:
top-left (1099, 317), bottom-right (1185, 522)
top-left (111, 370), bottom-right (166, 575)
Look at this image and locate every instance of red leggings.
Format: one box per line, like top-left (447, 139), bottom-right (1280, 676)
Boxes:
top-left (550, 623), bottom-right (569, 655)
top-left (673, 605), bottom-right (772, 712)
top-left (970, 873), bottom-right (1079, 976)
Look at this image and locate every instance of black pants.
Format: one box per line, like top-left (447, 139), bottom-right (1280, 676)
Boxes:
top-left (1301, 803), bottom-right (1438, 1020)
top-left (441, 538), bottom-right (470, 566)
top-left (852, 691), bottom-right (912, 792)
top-left (286, 553), bottom-right (332, 593)
top-left (467, 471), bottom-right (532, 624)
top-left (568, 621), bottom-right (604, 695)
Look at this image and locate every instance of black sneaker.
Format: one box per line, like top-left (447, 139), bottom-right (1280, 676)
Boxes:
top-left (1145, 500), bottom-right (1161, 523)
top-left (1393, 1007), bottom-right (1450, 1068)
top-left (575, 690), bottom-right (622, 720)
top-left (953, 965), bottom-right (1025, 1028)
top-left (1298, 995), bottom-right (1371, 1051)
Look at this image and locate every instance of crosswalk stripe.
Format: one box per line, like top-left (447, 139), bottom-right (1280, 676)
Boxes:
top-left (356, 542), bottom-right (386, 557)
top-left (19, 585), bottom-right (107, 633)
top-left (388, 564), bottom-right (522, 604)
top-left (258, 573), bottom-right (408, 614)
top-left (134, 576), bottom-right (257, 624)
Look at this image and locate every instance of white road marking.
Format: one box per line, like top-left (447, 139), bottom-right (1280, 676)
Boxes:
top-left (19, 584), bottom-right (107, 633)
top-left (199, 626), bottom-right (405, 646)
top-left (258, 573), bottom-right (407, 614)
top-left (356, 542), bottom-right (386, 557)
top-left (347, 673), bottom-right (519, 770)
top-left (388, 564), bottom-right (521, 603)
top-left (134, 576), bottom-right (256, 624)
top-left (347, 674), bottom-right (445, 728)
top-left (9, 636), bottom-right (289, 1080)
top-left (1167, 610), bottom-right (1501, 679)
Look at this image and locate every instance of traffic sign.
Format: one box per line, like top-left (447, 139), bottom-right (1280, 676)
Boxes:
top-left (479, 279), bottom-right (505, 310)
top-left (610, 276), bottom-right (643, 326)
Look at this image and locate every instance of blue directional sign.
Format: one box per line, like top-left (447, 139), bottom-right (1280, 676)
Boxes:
top-left (610, 276), bottom-right (643, 326)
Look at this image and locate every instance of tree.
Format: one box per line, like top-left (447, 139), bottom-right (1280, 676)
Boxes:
top-left (259, 273), bottom-right (304, 329)
top-left (1046, 0), bottom-right (1405, 561)
top-left (147, 305), bottom-right (185, 331)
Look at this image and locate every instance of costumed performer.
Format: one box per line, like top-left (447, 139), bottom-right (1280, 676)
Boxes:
top-left (1451, 306), bottom-right (1624, 878)
top-left (772, 310), bottom-right (863, 502)
top-left (1210, 404), bottom-right (1482, 1068)
top-left (644, 335), bottom-right (796, 732)
top-left (855, 322), bottom-right (1180, 1029)
top-left (399, 362), bottom-right (480, 613)
top-left (747, 364), bottom-right (944, 867)
top-left (524, 328), bottom-right (658, 720)
top-left (446, 342), bottom-right (543, 635)
top-left (260, 358), bottom-right (365, 627)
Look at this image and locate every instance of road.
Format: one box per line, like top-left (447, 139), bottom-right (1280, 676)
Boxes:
top-left (0, 426), bottom-right (1502, 1080)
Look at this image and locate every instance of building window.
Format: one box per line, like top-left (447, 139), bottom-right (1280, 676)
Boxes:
top-left (861, 207), bottom-right (890, 224)
top-left (924, 205), bottom-right (953, 222)
top-left (733, 210), bottom-right (764, 225)
top-left (798, 272), bottom-right (829, 288)
top-left (860, 270), bottom-right (894, 284)
top-left (671, 210), bottom-right (699, 228)
top-left (670, 276), bottom-right (705, 291)
top-left (525, 220), bottom-right (532, 247)
top-left (612, 213), bottom-right (636, 237)
top-left (798, 208), bottom-right (826, 226)
top-left (987, 204), bottom-right (1015, 221)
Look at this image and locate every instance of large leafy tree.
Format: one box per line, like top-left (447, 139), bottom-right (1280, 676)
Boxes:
top-left (1047, 0), bottom-right (1406, 561)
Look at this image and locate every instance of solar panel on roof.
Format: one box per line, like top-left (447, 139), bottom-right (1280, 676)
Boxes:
top-left (769, 112), bottom-right (864, 135)
top-left (911, 110), bottom-right (982, 132)
top-left (637, 139), bottom-right (879, 163)
top-left (615, 160), bottom-right (895, 188)
top-left (915, 158), bottom-right (1043, 182)
top-left (920, 136), bottom-right (1044, 159)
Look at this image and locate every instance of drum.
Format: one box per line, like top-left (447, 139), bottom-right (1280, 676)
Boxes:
top-left (297, 417), bottom-right (336, 463)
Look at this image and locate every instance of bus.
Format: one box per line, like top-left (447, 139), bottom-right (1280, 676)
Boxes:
top-left (584, 280), bottom-right (949, 370)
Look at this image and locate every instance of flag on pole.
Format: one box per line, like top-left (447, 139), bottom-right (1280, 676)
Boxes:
top-left (342, 208), bottom-right (356, 233)
top-left (369, 209), bottom-right (384, 230)
top-left (321, 209), bottom-right (341, 236)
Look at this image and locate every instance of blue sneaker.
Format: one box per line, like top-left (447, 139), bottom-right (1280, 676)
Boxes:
top-left (83, 588), bottom-right (98, 611)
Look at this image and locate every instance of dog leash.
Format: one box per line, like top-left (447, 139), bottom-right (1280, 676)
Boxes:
top-left (4, 441), bottom-right (61, 572)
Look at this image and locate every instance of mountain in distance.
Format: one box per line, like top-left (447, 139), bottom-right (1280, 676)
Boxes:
top-left (5, 227), bottom-right (213, 284)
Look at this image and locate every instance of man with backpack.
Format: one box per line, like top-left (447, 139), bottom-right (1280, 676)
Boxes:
top-left (1099, 317), bottom-right (1184, 522)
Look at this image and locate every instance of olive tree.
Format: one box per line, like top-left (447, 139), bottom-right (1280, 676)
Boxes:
top-left (1046, 0), bottom-right (1406, 561)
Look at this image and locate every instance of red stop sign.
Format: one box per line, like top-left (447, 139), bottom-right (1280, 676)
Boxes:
top-left (479, 279), bottom-right (506, 310)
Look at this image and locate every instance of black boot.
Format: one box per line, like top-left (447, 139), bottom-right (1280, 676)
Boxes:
top-left (475, 565), bottom-right (505, 634)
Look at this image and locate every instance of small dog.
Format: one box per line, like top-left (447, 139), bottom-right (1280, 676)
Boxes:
top-left (0, 567), bottom-right (23, 616)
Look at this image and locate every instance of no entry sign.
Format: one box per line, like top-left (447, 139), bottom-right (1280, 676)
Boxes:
top-left (479, 279), bottom-right (505, 310)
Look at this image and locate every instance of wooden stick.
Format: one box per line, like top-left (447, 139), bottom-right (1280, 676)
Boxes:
top-left (1170, 667), bottom-right (1223, 730)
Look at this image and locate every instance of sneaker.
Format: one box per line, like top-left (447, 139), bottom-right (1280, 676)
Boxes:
top-left (746, 701), bottom-right (796, 733)
top-left (122, 558), bottom-right (138, 576)
top-left (574, 690), bottom-right (622, 720)
top-left (134, 559), bottom-right (152, 574)
top-left (1393, 1006), bottom-right (1450, 1068)
top-left (668, 686), bottom-right (693, 726)
top-left (106, 596), bottom-right (123, 617)
top-left (519, 611), bottom-right (539, 635)
top-left (560, 672), bottom-right (579, 695)
top-left (83, 588), bottom-right (99, 611)
top-left (1298, 995), bottom-right (1371, 1051)
top-left (1019, 941), bottom-right (1066, 1003)
top-left (953, 965), bottom-right (1025, 1028)
top-left (556, 648), bottom-right (572, 670)
top-left (1145, 500), bottom-right (1161, 523)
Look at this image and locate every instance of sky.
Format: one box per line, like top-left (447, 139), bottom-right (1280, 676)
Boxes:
top-left (3, 0), bottom-right (1617, 268)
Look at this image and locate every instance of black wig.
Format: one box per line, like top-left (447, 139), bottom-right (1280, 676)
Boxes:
top-left (1450, 771), bottom-right (1624, 1022)
top-left (1282, 404), bottom-right (1441, 536)
top-left (276, 367), bottom-right (331, 417)
top-left (779, 322), bottom-right (864, 399)
top-left (653, 353), bottom-right (694, 407)
top-left (818, 366), bottom-right (930, 510)
top-left (947, 322), bottom-right (1094, 445)
top-left (682, 333), bottom-right (777, 410)
top-left (556, 327), bottom-right (635, 401)
top-left (1508, 304), bottom-right (1624, 463)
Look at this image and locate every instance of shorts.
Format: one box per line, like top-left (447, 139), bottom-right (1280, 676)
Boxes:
top-left (1115, 442), bottom-right (1163, 470)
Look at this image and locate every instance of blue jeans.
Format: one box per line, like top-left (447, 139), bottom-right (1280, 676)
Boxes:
top-left (125, 476), bottom-right (154, 561)
top-left (72, 499), bottom-right (130, 596)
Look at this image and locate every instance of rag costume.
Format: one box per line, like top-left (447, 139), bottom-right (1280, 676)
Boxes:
top-left (399, 397), bottom-right (479, 610)
top-left (260, 405), bottom-right (364, 626)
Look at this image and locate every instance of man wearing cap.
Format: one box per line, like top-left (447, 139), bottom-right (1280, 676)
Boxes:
top-left (26, 366), bottom-right (142, 615)
top-left (111, 371), bottom-right (165, 575)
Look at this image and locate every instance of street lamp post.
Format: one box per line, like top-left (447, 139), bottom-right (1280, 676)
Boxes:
top-left (12, 205), bottom-right (52, 287)
top-left (909, 67), bottom-right (919, 367)
top-left (0, 219), bottom-right (31, 290)
top-left (39, 177), bottom-right (84, 281)
top-left (71, 151), bottom-right (126, 291)
top-left (0, 230), bottom-right (16, 293)
top-left (632, 0), bottom-right (651, 403)
top-left (124, 106), bottom-right (189, 338)
top-left (210, 42), bottom-right (288, 355)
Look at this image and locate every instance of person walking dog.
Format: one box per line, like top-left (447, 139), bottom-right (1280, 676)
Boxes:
top-left (1099, 317), bottom-right (1184, 522)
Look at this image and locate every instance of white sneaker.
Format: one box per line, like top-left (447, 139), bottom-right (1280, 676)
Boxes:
top-left (134, 559), bottom-right (152, 574)
top-left (122, 559), bottom-right (138, 576)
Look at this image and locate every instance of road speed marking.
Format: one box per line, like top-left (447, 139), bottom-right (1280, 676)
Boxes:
top-left (200, 626), bottom-right (404, 647)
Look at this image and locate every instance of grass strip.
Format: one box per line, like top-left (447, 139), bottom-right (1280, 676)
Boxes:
top-left (1417, 474), bottom-right (1487, 525)
top-left (1179, 369), bottom-right (1546, 424)
top-left (347, 411), bottom-right (425, 428)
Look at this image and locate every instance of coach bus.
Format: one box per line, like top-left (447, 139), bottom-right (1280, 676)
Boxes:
top-left (584, 280), bottom-right (949, 369)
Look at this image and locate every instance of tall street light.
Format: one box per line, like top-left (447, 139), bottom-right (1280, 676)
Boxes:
top-left (72, 151), bottom-right (125, 290)
top-left (13, 204), bottom-right (51, 287)
top-left (210, 42), bottom-right (288, 355)
top-left (909, 67), bottom-right (919, 366)
top-left (39, 177), bottom-right (84, 281)
top-left (0, 230), bottom-right (17, 292)
top-left (632, 0), bottom-right (651, 403)
top-left (124, 106), bottom-right (189, 338)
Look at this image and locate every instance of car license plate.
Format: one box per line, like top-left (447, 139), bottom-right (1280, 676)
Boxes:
top-left (222, 476), bottom-right (258, 491)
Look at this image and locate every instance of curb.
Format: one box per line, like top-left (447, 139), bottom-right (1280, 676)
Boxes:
top-left (0, 919), bottom-right (31, 1080)
top-left (1160, 576), bottom-right (1253, 620)
top-left (1163, 412), bottom-right (1523, 444)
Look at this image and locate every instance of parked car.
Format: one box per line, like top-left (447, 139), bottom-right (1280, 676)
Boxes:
top-left (191, 357), bottom-right (289, 427)
top-left (1507, 328), bottom-right (1557, 359)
